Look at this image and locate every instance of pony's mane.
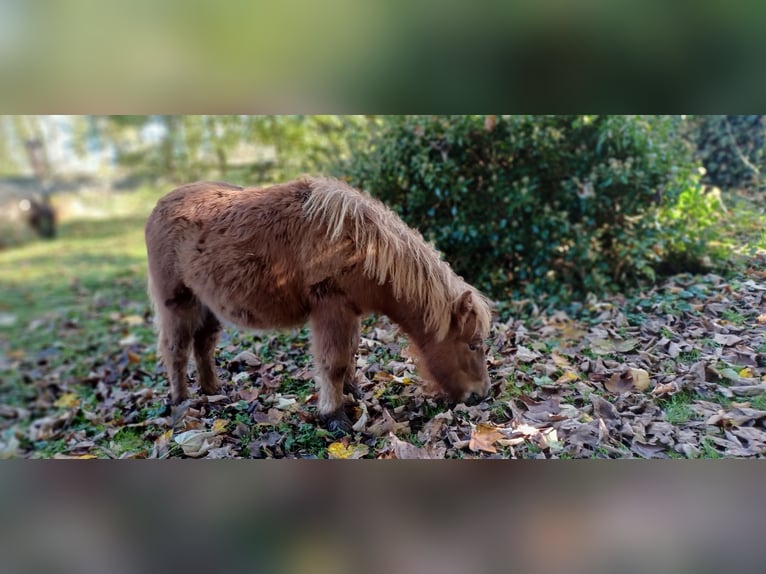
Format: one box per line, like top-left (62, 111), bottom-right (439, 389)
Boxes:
top-left (303, 177), bottom-right (491, 341)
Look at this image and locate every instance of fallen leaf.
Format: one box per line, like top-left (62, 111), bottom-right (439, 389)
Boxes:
top-left (551, 351), bottom-right (571, 368)
top-left (174, 430), bottom-right (220, 457)
top-left (713, 333), bottom-right (742, 346)
top-left (389, 434), bottom-right (446, 459)
top-left (52, 454), bottom-right (97, 460)
top-left (555, 370), bottom-right (579, 384)
top-left (590, 338), bottom-right (639, 355)
top-left (515, 345), bottom-right (541, 363)
top-left (274, 396), bottom-right (297, 410)
top-left (206, 445), bottom-right (238, 459)
top-left (729, 384), bottom-right (766, 397)
top-left (652, 382), bottom-right (677, 397)
top-left (327, 441), bottom-right (369, 459)
top-left (469, 423), bottom-right (504, 453)
top-left (738, 367), bottom-right (755, 379)
top-left (367, 409), bottom-right (410, 436)
top-left (119, 334), bottom-right (138, 346)
top-left (352, 403), bottom-right (369, 432)
top-left (150, 429), bottom-right (174, 459)
top-left (54, 393), bottom-right (80, 409)
top-left (605, 371), bottom-right (633, 394)
top-left (0, 433), bottom-right (20, 459)
top-left (212, 419), bottom-right (229, 433)
top-left (229, 350), bottom-right (261, 367)
top-left (630, 368), bottom-right (651, 391)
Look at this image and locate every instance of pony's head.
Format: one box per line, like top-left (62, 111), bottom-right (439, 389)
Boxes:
top-left (417, 290), bottom-right (492, 403)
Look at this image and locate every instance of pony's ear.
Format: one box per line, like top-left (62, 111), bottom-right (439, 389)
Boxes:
top-left (453, 290), bottom-right (475, 334)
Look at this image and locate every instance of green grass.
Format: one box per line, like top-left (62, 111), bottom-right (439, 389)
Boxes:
top-left (0, 186), bottom-right (162, 352)
top-left (110, 427), bottom-right (149, 457)
top-left (699, 436), bottom-right (722, 459)
top-left (1, 183), bottom-right (764, 459)
top-left (662, 392), bottom-right (697, 424)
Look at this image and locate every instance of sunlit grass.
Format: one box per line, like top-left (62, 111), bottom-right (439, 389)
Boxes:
top-left (0, 186), bottom-right (163, 349)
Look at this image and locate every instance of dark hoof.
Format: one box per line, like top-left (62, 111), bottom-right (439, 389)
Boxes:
top-left (319, 409), bottom-right (354, 435)
top-left (343, 379), bottom-right (364, 400)
top-left (199, 377), bottom-right (222, 395)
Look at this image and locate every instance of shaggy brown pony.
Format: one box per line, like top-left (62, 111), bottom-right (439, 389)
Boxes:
top-left (145, 177), bottom-right (492, 432)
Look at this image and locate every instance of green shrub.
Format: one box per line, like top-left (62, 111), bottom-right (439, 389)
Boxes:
top-left (692, 115), bottom-right (765, 191)
top-left (340, 115), bottom-right (716, 301)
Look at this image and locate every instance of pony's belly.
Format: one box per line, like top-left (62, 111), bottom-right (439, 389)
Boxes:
top-left (211, 298), bottom-right (308, 331)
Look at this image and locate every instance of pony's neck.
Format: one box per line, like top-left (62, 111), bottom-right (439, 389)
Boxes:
top-left (357, 279), bottom-right (435, 348)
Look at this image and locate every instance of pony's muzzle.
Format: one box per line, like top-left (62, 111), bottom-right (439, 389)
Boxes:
top-left (463, 378), bottom-right (491, 405)
top-left (464, 392), bottom-right (483, 406)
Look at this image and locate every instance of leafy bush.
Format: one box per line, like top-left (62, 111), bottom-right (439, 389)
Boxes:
top-left (692, 115), bottom-right (765, 191)
top-left (340, 115), bottom-right (718, 301)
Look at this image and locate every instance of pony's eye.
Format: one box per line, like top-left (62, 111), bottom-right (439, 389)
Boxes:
top-left (468, 343), bottom-right (478, 351)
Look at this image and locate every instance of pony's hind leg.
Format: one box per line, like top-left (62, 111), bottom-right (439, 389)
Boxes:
top-left (156, 303), bottom-right (197, 405)
top-left (310, 301), bottom-right (361, 434)
top-left (193, 307), bottom-right (223, 395)
top-left (151, 277), bottom-right (202, 405)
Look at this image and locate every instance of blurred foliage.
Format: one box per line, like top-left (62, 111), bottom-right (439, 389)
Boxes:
top-left (0, 115), bottom-right (371, 184)
top-left (0, 115), bottom-right (743, 303)
top-left (341, 115), bottom-right (722, 301)
top-left (88, 115), bottom-right (371, 184)
top-left (689, 115), bottom-right (765, 191)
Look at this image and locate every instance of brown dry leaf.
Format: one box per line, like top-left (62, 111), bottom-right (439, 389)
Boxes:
top-left (351, 403), bottom-right (369, 432)
top-left (729, 384), bottom-right (766, 397)
top-left (706, 407), bottom-right (766, 427)
top-left (713, 333), bottom-right (743, 346)
top-left (367, 409), bottom-right (409, 436)
top-left (150, 429), bottom-right (174, 459)
top-left (388, 434), bottom-right (446, 459)
top-left (757, 314), bottom-right (766, 324)
top-left (126, 350), bottom-right (141, 364)
top-left (469, 423), bottom-right (505, 453)
top-left (327, 441), bottom-right (369, 459)
top-left (52, 454), bottom-right (98, 460)
top-left (120, 314), bottom-right (145, 326)
top-left (515, 345), bottom-right (541, 363)
top-left (590, 338), bottom-right (639, 355)
top-left (592, 396), bottom-right (620, 422)
top-left (229, 350), bottom-right (261, 367)
top-left (28, 413), bottom-right (71, 441)
top-left (652, 382), bottom-right (677, 397)
top-left (605, 371), bottom-right (634, 394)
top-left (551, 351), bottom-right (571, 368)
top-left (0, 405), bottom-right (29, 419)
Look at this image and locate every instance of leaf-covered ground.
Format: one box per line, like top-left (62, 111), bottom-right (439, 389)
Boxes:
top-left (1, 191), bottom-right (765, 458)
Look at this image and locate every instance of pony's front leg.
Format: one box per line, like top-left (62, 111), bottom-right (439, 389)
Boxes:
top-left (309, 300), bottom-right (361, 434)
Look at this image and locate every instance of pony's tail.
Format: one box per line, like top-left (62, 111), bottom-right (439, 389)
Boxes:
top-left (146, 270), bottom-right (163, 352)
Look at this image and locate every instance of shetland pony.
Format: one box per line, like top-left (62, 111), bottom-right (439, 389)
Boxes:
top-left (145, 177), bottom-right (492, 432)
